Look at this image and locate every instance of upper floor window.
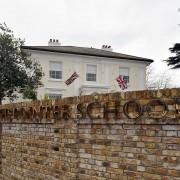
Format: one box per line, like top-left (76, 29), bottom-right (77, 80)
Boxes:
top-left (119, 67), bottom-right (129, 83)
top-left (49, 61), bottom-right (62, 79)
top-left (86, 64), bottom-right (97, 82)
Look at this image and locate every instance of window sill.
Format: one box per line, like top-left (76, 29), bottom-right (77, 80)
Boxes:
top-left (48, 79), bottom-right (63, 82)
top-left (85, 81), bottom-right (97, 84)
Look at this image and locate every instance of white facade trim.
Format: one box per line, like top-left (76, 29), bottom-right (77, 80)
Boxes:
top-left (79, 84), bottom-right (109, 96)
top-left (45, 87), bottom-right (66, 97)
top-left (48, 79), bottom-right (63, 82)
top-left (104, 64), bottom-right (109, 85)
top-left (139, 68), bottom-right (146, 90)
top-left (30, 50), bottom-right (151, 65)
top-left (74, 62), bottom-right (80, 96)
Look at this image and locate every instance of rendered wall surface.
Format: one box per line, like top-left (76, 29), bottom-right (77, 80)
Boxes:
top-left (0, 88), bottom-right (180, 180)
top-left (30, 51), bottom-right (148, 98)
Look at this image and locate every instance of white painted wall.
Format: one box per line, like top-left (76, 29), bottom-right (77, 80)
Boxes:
top-left (2, 50), bottom-right (150, 104)
top-left (29, 50), bottom-right (150, 99)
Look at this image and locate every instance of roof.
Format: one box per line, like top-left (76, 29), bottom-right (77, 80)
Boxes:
top-left (22, 46), bottom-right (153, 63)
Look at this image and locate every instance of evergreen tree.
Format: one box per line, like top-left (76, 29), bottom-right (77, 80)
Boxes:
top-left (164, 43), bottom-right (180, 69)
top-left (0, 23), bottom-right (44, 104)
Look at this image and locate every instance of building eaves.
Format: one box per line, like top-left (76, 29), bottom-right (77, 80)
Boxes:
top-left (22, 46), bottom-right (154, 63)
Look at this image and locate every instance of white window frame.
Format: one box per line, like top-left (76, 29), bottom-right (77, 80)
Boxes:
top-left (49, 61), bottom-right (62, 80)
top-left (85, 64), bottom-right (98, 83)
top-left (45, 87), bottom-right (65, 98)
top-left (119, 67), bottom-right (130, 84)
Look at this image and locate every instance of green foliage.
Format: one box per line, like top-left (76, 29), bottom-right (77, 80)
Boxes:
top-left (164, 43), bottom-right (180, 69)
top-left (44, 93), bottom-right (49, 100)
top-left (22, 86), bottom-right (37, 100)
top-left (0, 23), bottom-right (44, 103)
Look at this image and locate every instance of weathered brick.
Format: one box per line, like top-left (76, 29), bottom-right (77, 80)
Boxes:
top-left (168, 170), bottom-right (179, 177)
top-left (0, 88), bottom-right (180, 180)
top-left (162, 150), bottom-right (180, 156)
top-left (143, 172), bottom-right (161, 180)
top-left (123, 158), bottom-right (141, 165)
top-left (162, 125), bottom-right (180, 130)
top-left (124, 171), bottom-right (142, 177)
top-left (162, 137), bottom-right (180, 143)
top-left (107, 168), bottom-right (123, 175)
top-left (137, 166), bottom-right (145, 172)
top-left (142, 136), bottom-right (161, 142)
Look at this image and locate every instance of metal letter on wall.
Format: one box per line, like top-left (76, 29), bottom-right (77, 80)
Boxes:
top-left (123, 100), bottom-right (143, 119)
top-left (87, 102), bottom-right (104, 119)
top-left (146, 99), bottom-right (168, 119)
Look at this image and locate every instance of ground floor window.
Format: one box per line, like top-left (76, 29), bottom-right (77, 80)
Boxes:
top-left (48, 94), bottom-right (62, 99)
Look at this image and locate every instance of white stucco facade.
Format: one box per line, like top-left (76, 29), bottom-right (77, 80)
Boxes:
top-left (2, 44), bottom-right (152, 104)
top-left (27, 48), bottom-right (151, 99)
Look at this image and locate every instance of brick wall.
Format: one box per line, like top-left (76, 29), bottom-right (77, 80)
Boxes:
top-left (0, 88), bottom-right (180, 179)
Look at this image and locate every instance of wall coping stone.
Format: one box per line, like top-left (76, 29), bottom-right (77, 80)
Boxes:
top-left (0, 88), bottom-right (179, 124)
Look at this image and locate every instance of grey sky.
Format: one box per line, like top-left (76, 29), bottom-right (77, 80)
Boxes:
top-left (1, 0), bottom-right (180, 86)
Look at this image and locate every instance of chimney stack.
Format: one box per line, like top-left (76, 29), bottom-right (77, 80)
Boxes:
top-left (101, 45), bottom-right (113, 52)
top-left (48, 39), bottom-right (61, 46)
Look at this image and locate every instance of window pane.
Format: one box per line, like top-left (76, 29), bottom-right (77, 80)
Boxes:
top-left (119, 67), bottom-right (129, 83)
top-left (87, 65), bottom-right (97, 74)
top-left (86, 73), bottom-right (96, 81)
top-left (123, 76), bottom-right (129, 83)
top-left (56, 71), bottom-right (60, 76)
top-left (50, 62), bottom-right (62, 71)
top-left (119, 67), bottom-right (129, 76)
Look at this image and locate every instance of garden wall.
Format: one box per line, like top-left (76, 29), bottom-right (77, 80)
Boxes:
top-left (0, 88), bottom-right (180, 180)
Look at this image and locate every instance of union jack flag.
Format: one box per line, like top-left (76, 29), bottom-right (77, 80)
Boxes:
top-left (116, 75), bottom-right (127, 90)
top-left (65, 72), bottom-right (79, 85)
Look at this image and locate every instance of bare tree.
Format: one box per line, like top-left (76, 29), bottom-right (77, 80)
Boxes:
top-left (146, 64), bottom-right (174, 90)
